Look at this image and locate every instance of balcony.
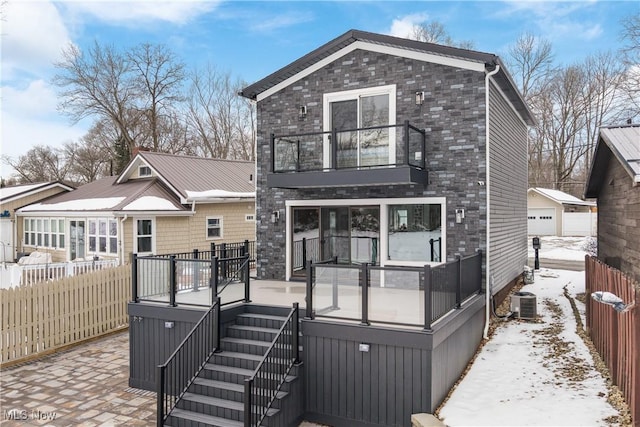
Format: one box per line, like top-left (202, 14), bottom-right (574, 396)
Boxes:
top-left (268, 121), bottom-right (427, 189)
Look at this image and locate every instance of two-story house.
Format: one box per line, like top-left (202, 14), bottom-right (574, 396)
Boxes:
top-left (240, 29), bottom-right (534, 302)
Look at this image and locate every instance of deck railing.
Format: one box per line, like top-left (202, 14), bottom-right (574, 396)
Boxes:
top-left (271, 121), bottom-right (426, 173)
top-left (157, 297), bottom-right (221, 427)
top-left (244, 303), bottom-right (299, 427)
top-left (132, 249), bottom-right (251, 307)
top-left (305, 251), bottom-right (482, 329)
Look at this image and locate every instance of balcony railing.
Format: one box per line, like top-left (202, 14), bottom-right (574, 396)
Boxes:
top-left (305, 250), bottom-right (483, 329)
top-left (270, 120), bottom-right (426, 174)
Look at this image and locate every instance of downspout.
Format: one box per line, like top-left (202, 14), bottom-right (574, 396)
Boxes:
top-left (483, 64), bottom-right (500, 339)
top-left (119, 215), bottom-right (128, 266)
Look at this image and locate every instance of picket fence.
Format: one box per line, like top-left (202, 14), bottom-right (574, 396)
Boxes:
top-left (0, 264), bottom-right (131, 366)
top-left (585, 255), bottom-right (639, 426)
top-left (0, 259), bottom-right (119, 288)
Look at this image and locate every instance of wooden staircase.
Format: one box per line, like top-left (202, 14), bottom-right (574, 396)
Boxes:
top-left (165, 312), bottom-right (301, 427)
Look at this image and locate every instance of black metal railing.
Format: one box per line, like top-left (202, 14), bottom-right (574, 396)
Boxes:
top-left (153, 240), bottom-right (256, 270)
top-left (292, 237), bottom-right (320, 270)
top-left (132, 249), bottom-right (251, 307)
top-left (244, 303), bottom-right (300, 427)
top-left (305, 251), bottom-right (483, 329)
top-left (157, 297), bottom-right (221, 427)
top-left (271, 120), bottom-right (426, 173)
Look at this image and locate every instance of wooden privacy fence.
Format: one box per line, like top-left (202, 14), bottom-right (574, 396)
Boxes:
top-left (585, 256), bottom-right (639, 425)
top-left (1, 264), bottom-right (131, 366)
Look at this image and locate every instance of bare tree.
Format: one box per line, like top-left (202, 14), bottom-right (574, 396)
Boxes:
top-left (506, 33), bottom-right (555, 101)
top-left (186, 65), bottom-right (255, 160)
top-left (409, 21), bottom-right (475, 49)
top-left (128, 43), bottom-right (186, 151)
top-left (620, 12), bottom-right (640, 119)
top-left (2, 145), bottom-right (74, 184)
top-left (53, 42), bottom-right (142, 155)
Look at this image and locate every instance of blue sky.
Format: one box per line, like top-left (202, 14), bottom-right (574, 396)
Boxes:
top-left (1, 0), bottom-right (637, 178)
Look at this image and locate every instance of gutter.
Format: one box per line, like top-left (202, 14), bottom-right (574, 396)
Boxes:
top-left (483, 64), bottom-right (500, 340)
top-left (119, 215), bottom-right (128, 266)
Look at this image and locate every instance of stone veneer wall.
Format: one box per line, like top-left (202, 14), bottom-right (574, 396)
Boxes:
top-left (255, 49), bottom-right (488, 280)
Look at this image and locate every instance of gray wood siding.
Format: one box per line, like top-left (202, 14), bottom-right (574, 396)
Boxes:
top-left (302, 296), bottom-right (484, 427)
top-left (598, 152), bottom-right (640, 283)
top-left (488, 80), bottom-right (528, 295)
top-left (128, 303), bottom-right (205, 390)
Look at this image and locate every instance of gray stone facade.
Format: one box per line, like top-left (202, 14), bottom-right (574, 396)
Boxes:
top-left (255, 49), bottom-right (489, 280)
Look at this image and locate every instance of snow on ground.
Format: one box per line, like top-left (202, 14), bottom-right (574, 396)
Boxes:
top-left (527, 236), bottom-right (592, 261)
top-left (439, 267), bottom-right (619, 426)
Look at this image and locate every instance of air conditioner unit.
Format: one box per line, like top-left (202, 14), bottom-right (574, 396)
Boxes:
top-left (510, 292), bottom-right (537, 320)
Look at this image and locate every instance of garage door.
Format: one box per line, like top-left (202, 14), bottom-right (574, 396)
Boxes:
top-left (527, 208), bottom-right (556, 236)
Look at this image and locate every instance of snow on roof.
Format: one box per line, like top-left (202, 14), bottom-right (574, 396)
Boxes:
top-left (531, 188), bottom-right (595, 206)
top-left (0, 183), bottom-right (45, 200)
top-left (122, 196), bottom-right (181, 211)
top-left (19, 197), bottom-right (126, 212)
top-left (186, 189), bottom-right (255, 201)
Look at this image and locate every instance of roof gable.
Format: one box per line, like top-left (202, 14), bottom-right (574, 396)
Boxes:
top-left (0, 181), bottom-right (73, 204)
top-left (585, 124), bottom-right (640, 198)
top-left (240, 29), bottom-right (534, 126)
top-left (529, 188), bottom-right (594, 206)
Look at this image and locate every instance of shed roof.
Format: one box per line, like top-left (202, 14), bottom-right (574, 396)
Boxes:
top-left (239, 29), bottom-right (535, 126)
top-left (585, 124), bottom-right (640, 198)
top-left (528, 188), bottom-right (595, 206)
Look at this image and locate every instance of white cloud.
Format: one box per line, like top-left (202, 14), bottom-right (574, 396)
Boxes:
top-left (251, 11), bottom-right (315, 33)
top-left (1, 0), bottom-right (73, 81)
top-left (1, 80), bottom-right (59, 119)
top-left (62, 0), bottom-right (220, 27)
top-left (387, 12), bottom-right (429, 38)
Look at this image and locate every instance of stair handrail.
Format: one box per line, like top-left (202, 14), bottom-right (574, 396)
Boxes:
top-left (157, 296), bottom-right (221, 427)
top-left (244, 303), bottom-right (300, 427)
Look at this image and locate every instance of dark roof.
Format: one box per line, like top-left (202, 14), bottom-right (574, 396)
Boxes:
top-left (134, 152), bottom-right (255, 198)
top-left (585, 124), bottom-right (640, 198)
top-left (239, 29), bottom-right (535, 125)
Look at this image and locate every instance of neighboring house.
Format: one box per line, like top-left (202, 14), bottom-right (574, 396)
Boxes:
top-left (240, 29), bottom-right (534, 298)
top-left (527, 187), bottom-right (597, 237)
top-left (0, 181), bottom-right (73, 262)
top-left (16, 152), bottom-right (256, 264)
top-left (585, 124), bottom-right (640, 283)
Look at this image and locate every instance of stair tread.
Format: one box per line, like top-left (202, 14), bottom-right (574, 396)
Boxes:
top-left (204, 363), bottom-right (253, 376)
top-left (227, 324), bottom-right (280, 334)
top-left (193, 377), bottom-right (290, 399)
top-left (193, 377), bottom-right (243, 392)
top-left (237, 313), bottom-right (288, 321)
top-left (182, 393), bottom-right (279, 416)
top-left (214, 351), bottom-right (263, 361)
top-left (221, 337), bottom-right (272, 347)
top-left (167, 408), bottom-right (243, 427)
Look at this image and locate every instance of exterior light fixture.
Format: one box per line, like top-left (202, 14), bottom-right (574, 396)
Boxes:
top-left (298, 105), bottom-right (307, 120)
top-left (271, 210), bottom-right (280, 224)
top-left (415, 91), bottom-right (425, 105)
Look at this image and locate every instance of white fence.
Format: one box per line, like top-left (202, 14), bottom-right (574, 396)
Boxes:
top-left (562, 212), bottom-right (597, 237)
top-left (0, 259), bottom-right (120, 289)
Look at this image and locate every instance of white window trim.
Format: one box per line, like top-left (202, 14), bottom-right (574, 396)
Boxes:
top-left (284, 197), bottom-right (446, 281)
top-left (138, 165), bottom-right (152, 177)
top-left (206, 216), bottom-right (224, 240)
top-left (87, 218), bottom-right (119, 256)
top-left (322, 84), bottom-right (397, 168)
top-left (134, 217), bottom-right (156, 255)
top-left (22, 217), bottom-right (66, 250)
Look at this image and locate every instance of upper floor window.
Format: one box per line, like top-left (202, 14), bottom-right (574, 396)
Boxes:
top-left (206, 217), bottom-right (223, 239)
top-left (139, 165), bottom-right (152, 177)
top-left (323, 85), bottom-right (396, 169)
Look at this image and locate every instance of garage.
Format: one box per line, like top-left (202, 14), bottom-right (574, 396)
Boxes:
top-left (527, 208), bottom-right (556, 236)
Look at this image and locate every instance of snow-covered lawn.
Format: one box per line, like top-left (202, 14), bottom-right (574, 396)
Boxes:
top-left (527, 236), bottom-right (593, 261)
top-left (438, 267), bottom-right (623, 426)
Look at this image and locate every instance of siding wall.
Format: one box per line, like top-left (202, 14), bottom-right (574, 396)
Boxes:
top-left (256, 49), bottom-right (488, 280)
top-left (488, 80), bottom-right (528, 295)
top-left (597, 152), bottom-right (640, 283)
top-left (302, 296), bottom-right (484, 427)
top-left (9, 187), bottom-right (71, 262)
